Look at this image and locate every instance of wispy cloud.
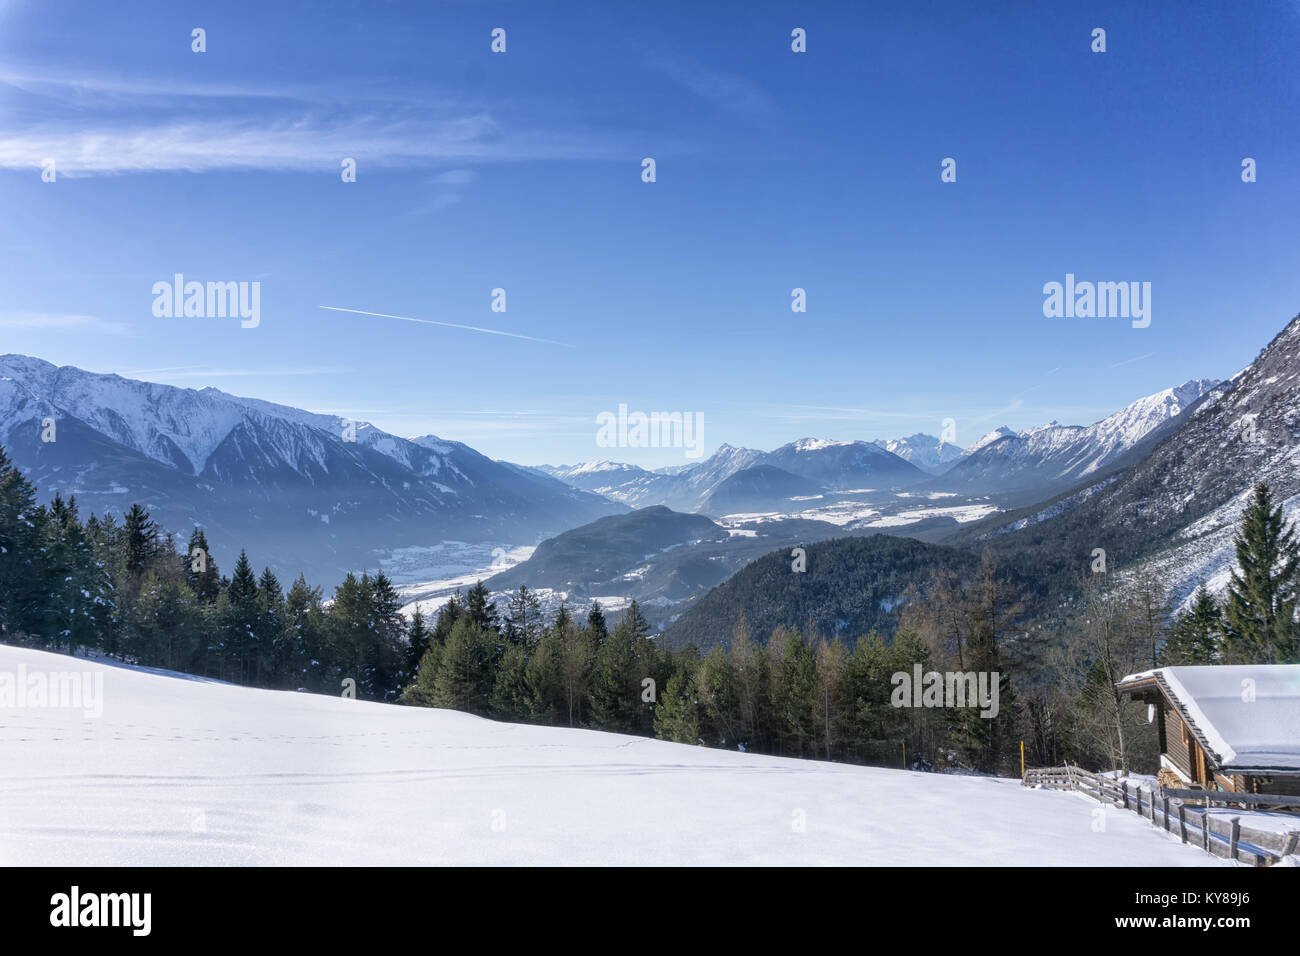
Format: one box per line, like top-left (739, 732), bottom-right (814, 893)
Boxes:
top-left (648, 53), bottom-right (773, 117)
top-left (0, 62), bottom-right (626, 176)
top-left (0, 311), bottom-right (131, 334)
top-left (320, 306), bottom-right (573, 347)
top-left (0, 115), bottom-right (624, 176)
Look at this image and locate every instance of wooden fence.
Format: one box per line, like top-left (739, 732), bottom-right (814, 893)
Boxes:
top-left (1022, 765), bottom-right (1300, 866)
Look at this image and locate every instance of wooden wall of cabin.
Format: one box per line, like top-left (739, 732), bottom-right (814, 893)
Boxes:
top-left (1246, 774), bottom-right (1300, 796)
top-left (1163, 707), bottom-right (1193, 779)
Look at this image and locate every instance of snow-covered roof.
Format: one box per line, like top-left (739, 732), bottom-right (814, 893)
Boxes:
top-left (1118, 665), bottom-right (1300, 773)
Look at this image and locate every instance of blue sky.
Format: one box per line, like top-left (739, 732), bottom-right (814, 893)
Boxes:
top-left (2, 0), bottom-right (1298, 467)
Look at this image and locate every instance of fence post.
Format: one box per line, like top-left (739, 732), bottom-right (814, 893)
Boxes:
top-left (1162, 796), bottom-right (1170, 832)
top-left (1178, 804), bottom-right (1187, 843)
top-left (1229, 818), bottom-right (1240, 863)
top-left (1202, 812), bottom-right (1211, 853)
top-left (1121, 780), bottom-right (1128, 810)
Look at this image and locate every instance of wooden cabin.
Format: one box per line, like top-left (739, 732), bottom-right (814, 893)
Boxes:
top-left (1117, 665), bottom-right (1300, 796)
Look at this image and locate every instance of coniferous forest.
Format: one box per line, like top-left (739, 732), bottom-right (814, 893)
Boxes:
top-left (3, 443), bottom-right (1296, 779)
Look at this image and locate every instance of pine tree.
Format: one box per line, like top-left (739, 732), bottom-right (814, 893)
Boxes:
top-left (654, 665), bottom-right (700, 744)
top-left (591, 612), bottom-right (643, 733)
top-left (814, 637), bottom-right (849, 762)
top-left (489, 641), bottom-right (531, 719)
top-left (402, 641), bottom-right (444, 707)
top-left (558, 613), bottom-right (594, 727)
top-left (39, 494), bottom-right (104, 653)
top-left (465, 580), bottom-right (499, 633)
top-left (223, 550), bottom-right (260, 683)
top-left (1162, 586), bottom-right (1222, 664)
top-left (622, 601), bottom-right (660, 736)
top-left (432, 616), bottom-right (491, 713)
top-left (432, 592), bottom-right (463, 645)
top-left (0, 444), bottom-right (46, 639)
top-left (505, 584), bottom-right (542, 648)
top-left (284, 574), bottom-right (324, 689)
top-left (771, 629), bottom-right (816, 757)
top-left (587, 601), bottom-right (608, 648)
top-left (185, 528), bottom-right (221, 603)
top-left (697, 645), bottom-right (739, 748)
top-left (1222, 483), bottom-right (1299, 663)
top-left (730, 611), bottom-right (769, 752)
top-left (406, 604), bottom-right (431, 675)
top-left (123, 503), bottom-right (159, 577)
top-left (526, 624), bottom-right (566, 724)
top-left (366, 571), bottom-right (408, 699)
top-left (257, 567), bottom-right (285, 687)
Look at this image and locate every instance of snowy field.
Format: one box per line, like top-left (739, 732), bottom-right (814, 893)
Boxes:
top-left (0, 645), bottom-right (1226, 866)
top-left (379, 541), bottom-right (534, 617)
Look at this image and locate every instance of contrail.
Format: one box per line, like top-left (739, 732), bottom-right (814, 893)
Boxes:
top-left (319, 306), bottom-right (572, 347)
top-left (1110, 352), bottom-right (1155, 369)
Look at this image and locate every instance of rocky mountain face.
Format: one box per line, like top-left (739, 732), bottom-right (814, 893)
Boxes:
top-left (966, 314), bottom-right (1300, 606)
top-left (0, 355), bottom-right (622, 583)
top-left (933, 379), bottom-right (1220, 500)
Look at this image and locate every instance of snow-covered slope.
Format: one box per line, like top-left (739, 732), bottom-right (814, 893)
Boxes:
top-left (0, 644), bottom-right (1223, 866)
top-left (535, 459), bottom-right (680, 508)
top-left (873, 433), bottom-right (965, 475)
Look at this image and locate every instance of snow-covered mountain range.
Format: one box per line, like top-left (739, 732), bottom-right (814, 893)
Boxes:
top-left (538, 438), bottom-right (929, 514)
top-left (540, 381), bottom-right (1219, 514)
top-left (0, 354), bottom-right (621, 582)
top-left (930, 380), bottom-right (1221, 499)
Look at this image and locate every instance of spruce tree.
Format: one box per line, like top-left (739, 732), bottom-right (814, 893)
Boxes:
top-left (465, 580), bottom-right (499, 633)
top-left (432, 616), bottom-right (491, 713)
top-left (366, 571), bottom-right (408, 699)
top-left (123, 503), bottom-right (159, 576)
top-left (526, 625), bottom-right (566, 724)
top-left (505, 584), bottom-right (542, 647)
top-left (654, 666), bottom-right (700, 744)
top-left (1222, 483), bottom-right (1299, 663)
top-left (587, 601), bottom-right (608, 648)
top-left (697, 645), bottom-right (739, 748)
top-left (1162, 586), bottom-right (1222, 664)
top-left (406, 604), bottom-right (431, 675)
top-left (284, 574), bottom-right (324, 688)
top-left (257, 568), bottom-right (285, 687)
top-left (223, 550), bottom-right (261, 683)
top-left (489, 641), bottom-right (531, 719)
top-left (591, 614), bottom-right (641, 732)
top-left (185, 528), bottom-right (221, 603)
top-left (0, 444), bottom-right (46, 638)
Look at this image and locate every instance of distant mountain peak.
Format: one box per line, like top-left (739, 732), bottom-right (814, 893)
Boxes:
top-left (0, 353), bottom-right (623, 583)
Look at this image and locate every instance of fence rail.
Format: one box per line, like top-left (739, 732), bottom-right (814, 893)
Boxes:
top-left (1022, 765), bottom-right (1300, 866)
